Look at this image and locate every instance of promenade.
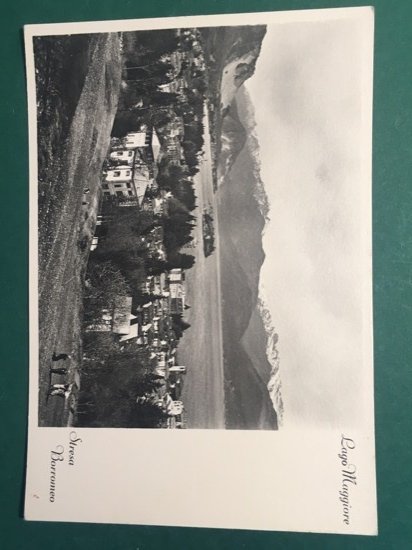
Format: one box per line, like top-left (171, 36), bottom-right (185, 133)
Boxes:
top-left (179, 105), bottom-right (225, 429)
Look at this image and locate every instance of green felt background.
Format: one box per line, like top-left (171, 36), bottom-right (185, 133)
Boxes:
top-left (1, 0), bottom-right (411, 548)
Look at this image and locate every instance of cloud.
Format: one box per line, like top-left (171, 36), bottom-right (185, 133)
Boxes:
top-left (246, 18), bottom-right (368, 427)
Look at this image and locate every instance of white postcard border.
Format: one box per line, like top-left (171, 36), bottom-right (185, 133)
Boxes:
top-left (24, 6), bottom-right (377, 535)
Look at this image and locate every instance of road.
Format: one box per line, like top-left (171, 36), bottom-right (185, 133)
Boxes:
top-left (179, 105), bottom-right (225, 429)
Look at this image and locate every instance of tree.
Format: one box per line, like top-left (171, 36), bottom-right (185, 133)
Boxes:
top-left (171, 314), bottom-right (191, 339)
top-left (132, 210), bottom-right (158, 235)
top-left (122, 29), bottom-right (179, 64)
top-left (168, 252), bottom-right (195, 270)
top-left (82, 332), bottom-right (119, 364)
top-left (129, 401), bottom-right (168, 428)
top-left (146, 257), bottom-right (168, 275)
top-left (126, 264), bottom-right (147, 291)
top-left (112, 109), bottom-right (148, 137)
top-left (95, 207), bottom-right (149, 271)
top-left (124, 60), bottom-right (175, 85)
top-left (150, 108), bottom-right (173, 128)
top-left (150, 91), bottom-right (179, 107)
top-left (84, 260), bottom-right (130, 316)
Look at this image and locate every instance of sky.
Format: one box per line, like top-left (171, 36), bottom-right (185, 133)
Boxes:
top-left (245, 14), bottom-right (373, 428)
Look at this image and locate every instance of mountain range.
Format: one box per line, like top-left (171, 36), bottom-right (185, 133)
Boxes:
top-left (217, 85), bottom-right (283, 429)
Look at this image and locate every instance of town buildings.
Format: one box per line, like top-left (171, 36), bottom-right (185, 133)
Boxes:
top-left (168, 268), bottom-right (186, 315)
top-left (102, 126), bottom-right (161, 205)
top-left (109, 149), bottom-right (135, 166)
top-left (91, 100), bottom-right (193, 427)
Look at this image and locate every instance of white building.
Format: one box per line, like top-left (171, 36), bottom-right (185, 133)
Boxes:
top-left (168, 269), bottom-right (185, 315)
top-left (169, 268), bottom-right (183, 282)
top-left (103, 167), bottom-right (134, 199)
top-left (124, 131), bottom-right (148, 149)
top-left (119, 323), bottom-right (139, 343)
top-left (103, 127), bottom-right (160, 204)
top-left (124, 128), bottom-right (161, 165)
top-left (166, 398), bottom-right (184, 416)
top-left (106, 167), bottom-right (132, 182)
top-left (109, 149), bottom-right (135, 166)
top-left (102, 164), bottom-right (153, 205)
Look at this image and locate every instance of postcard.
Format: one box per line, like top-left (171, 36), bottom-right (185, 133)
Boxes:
top-left (24, 7), bottom-right (376, 534)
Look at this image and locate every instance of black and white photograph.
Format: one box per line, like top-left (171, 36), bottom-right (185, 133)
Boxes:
top-left (33, 12), bottom-right (372, 431)
top-left (35, 24), bottom-right (285, 430)
top-left (25, 8), bottom-right (377, 533)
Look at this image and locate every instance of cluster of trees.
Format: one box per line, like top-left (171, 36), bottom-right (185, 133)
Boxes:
top-left (155, 162), bottom-right (198, 256)
top-left (112, 90), bottom-right (178, 137)
top-left (113, 27), bottom-right (208, 174)
top-left (92, 207), bottom-right (151, 289)
top-left (112, 29), bottom-right (181, 136)
top-left (122, 30), bottom-right (180, 66)
top-left (76, 347), bottom-right (168, 428)
top-left (86, 204), bottom-right (195, 303)
top-left (157, 162), bottom-right (197, 211)
top-left (175, 87), bottom-right (205, 175)
top-left (163, 199), bottom-right (195, 255)
top-left (171, 314), bottom-right (191, 339)
top-left (83, 260), bottom-right (130, 327)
